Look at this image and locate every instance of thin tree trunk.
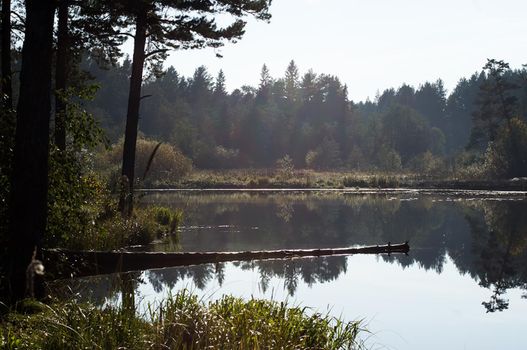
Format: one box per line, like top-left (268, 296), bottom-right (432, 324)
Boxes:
top-left (7, 0), bottom-right (55, 302)
top-left (119, 8), bottom-right (147, 217)
top-left (54, 0), bottom-right (69, 150)
top-left (1, 0), bottom-right (12, 108)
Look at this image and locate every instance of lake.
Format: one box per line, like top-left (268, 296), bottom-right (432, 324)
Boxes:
top-left (63, 190), bottom-right (527, 349)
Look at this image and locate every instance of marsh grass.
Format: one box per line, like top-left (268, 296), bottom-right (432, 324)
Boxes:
top-left (1, 290), bottom-right (365, 349)
top-left (174, 169), bottom-right (523, 191)
top-left (176, 169), bottom-right (414, 190)
top-left (177, 169), bottom-right (345, 189)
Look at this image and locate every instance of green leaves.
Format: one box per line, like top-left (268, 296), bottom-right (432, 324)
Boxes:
top-left (55, 84), bottom-right (108, 151)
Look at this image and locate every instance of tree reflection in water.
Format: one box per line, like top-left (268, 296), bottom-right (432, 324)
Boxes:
top-left (53, 193), bottom-right (527, 312)
top-left (469, 201), bottom-right (527, 312)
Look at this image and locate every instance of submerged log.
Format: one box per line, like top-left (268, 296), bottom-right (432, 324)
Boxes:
top-left (44, 242), bottom-right (409, 278)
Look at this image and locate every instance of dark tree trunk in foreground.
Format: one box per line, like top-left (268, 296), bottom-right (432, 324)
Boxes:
top-left (54, 0), bottom-right (69, 150)
top-left (7, 0), bottom-right (55, 301)
top-left (119, 8), bottom-right (147, 217)
top-left (1, 0), bottom-right (12, 108)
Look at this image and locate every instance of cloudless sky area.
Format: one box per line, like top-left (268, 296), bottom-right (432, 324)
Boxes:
top-left (162, 0), bottom-right (527, 102)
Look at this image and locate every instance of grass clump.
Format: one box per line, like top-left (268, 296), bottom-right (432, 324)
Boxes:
top-left (342, 174), bottom-right (401, 188)
top-left (88, 205), bottom-right (183, 250)
top-left (1, 291), bottom-right (365, 349)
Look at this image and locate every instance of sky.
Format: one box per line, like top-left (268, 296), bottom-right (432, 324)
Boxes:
top-left (162, 0), bottom-right (527, 102)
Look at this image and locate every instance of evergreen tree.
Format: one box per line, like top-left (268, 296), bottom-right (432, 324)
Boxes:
top-left (445, 73), bottom-right (483, 153)
top-left (214, 69), bottom-right (227, 97)
top-left (469, 59), bottom-right (519, 150)
top-left (115, 0), bottom-right (272, 215)
top-left (414, 79), bottom-right (447, 130)
top-left (54, 0), bottom-right (124, 150)
top-left (284, 59), bottom-right (299, 102)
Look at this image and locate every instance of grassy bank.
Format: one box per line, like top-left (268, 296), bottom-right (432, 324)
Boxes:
top-left (49, 203), bottom-right (183, 252)
top-left (1, 291), bottom-right (364, 349)
top-left (151, 169), bottom-right (527, 191)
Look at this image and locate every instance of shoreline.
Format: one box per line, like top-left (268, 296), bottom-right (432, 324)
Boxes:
top-left (138, 170), bottom-right (527, 192)
top-left (137, 186), bottom-right (527, 198)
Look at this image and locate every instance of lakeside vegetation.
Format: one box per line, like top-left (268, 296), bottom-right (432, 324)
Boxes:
top-left (1, 291), bottom-right (364, 349)
top-left (136, 168), bottom-right (527, 190)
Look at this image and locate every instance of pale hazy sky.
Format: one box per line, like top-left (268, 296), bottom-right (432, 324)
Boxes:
top-left (162, 0), bottom-right (527, 102)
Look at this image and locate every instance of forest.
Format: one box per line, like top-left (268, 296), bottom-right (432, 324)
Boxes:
top-left (85, 57), bottom-right (527, 178)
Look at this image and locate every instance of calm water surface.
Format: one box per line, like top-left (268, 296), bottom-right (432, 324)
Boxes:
top-left (67, 190), bottom-right (527, 350)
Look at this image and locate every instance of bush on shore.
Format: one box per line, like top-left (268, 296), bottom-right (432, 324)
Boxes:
top-left (96, 136), bottom-right (192, 188)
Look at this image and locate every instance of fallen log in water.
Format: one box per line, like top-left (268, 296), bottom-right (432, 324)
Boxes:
top-left (44, 242), bottom-right (409, 278)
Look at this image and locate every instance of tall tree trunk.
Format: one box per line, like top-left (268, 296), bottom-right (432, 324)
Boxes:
top-left (119, 8), bottom-right (147, 217)
top-left (1, 0), bottom-right (12, 108)
top-left (54, 0), bottom-right (69, 150)
top-left (7, 0), bottom-right (55, 301)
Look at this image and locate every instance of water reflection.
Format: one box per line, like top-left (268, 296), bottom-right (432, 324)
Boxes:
top-left (144, 192), bottom-right (527, 312)
top-left (57, 192), bottom-right (527, 314)
top-left (145, 256), bottom-right (347, 297)
top-left (467, 201), bottom-right (527, 312)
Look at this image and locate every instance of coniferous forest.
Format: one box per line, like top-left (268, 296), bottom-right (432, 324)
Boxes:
top-left (86, 57), bottom-right (527, 178)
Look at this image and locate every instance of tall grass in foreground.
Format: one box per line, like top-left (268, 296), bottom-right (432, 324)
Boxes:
top-left (1, 290), bottom-right (365, 349)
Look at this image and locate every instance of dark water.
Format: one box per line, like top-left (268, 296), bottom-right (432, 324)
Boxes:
top-left (65, 190), bottom-right (527, 349)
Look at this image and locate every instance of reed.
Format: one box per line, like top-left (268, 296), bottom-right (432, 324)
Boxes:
top-left (1, 290), bottom-right (365, 349)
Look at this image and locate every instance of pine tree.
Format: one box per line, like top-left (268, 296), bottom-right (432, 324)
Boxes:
top-left (214, 69), bottom-right (227, 97)
top-left (469, 59), bottom-right (519, 150)
top-left (284, 60), bottom-right (299, 102)
top-left (116, 0), bottom-right (272, 215)
top-left (8, 0), bottom-right (56, 302)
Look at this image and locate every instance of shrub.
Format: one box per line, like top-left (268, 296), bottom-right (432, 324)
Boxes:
top-left (484, 118), bottom-right (527, 179)
top-left (98, 136), bottom-right (192, 187)
top-left (453, 151), bottom-right (486, 179)
top-left (46, 147), bottom-right (113, 248)
top-left (305, 150), bottom-right (319, 169)
top-left (376, 146), bottom-right (402, 171)
top-left (305, 138), bottom-right (342, 170)
top-left (408, 151), bottom-right (446, 176)
top-left (276, 154), bottom-right (294, 180)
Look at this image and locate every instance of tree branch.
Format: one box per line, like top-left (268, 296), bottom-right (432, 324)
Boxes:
top-left (145, 49), bottom-right (169, 59)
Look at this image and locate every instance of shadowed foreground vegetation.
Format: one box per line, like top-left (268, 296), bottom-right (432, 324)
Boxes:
top-left (1, 291), bottom-right (364, 350)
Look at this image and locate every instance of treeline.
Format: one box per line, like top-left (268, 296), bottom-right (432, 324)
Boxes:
top-left (86, 58), bottom-right (527, 175)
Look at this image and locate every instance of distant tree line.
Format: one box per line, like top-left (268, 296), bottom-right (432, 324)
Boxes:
top-left (84, 58), bottom-right (527, 174)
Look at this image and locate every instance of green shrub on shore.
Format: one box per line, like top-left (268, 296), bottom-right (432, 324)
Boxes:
top-left (70, 204), bottom-right (183, 251)
top-left (1, 291), bottom-right (365, 349)
top-left (96, 136), bottom-right (193, 188)
top-left (47, 168), bottom-right (182, 251)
